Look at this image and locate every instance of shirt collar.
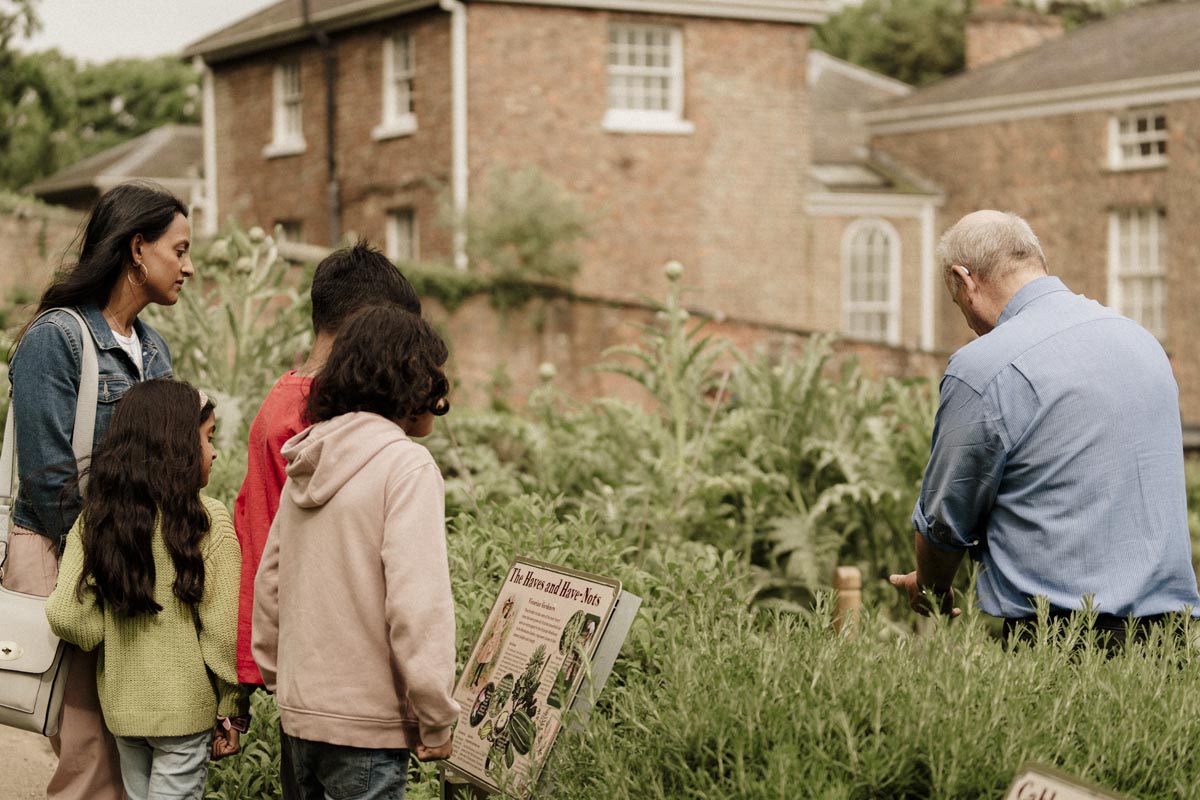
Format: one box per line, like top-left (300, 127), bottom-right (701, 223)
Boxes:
top-left (78, 303), bottom-right (119, 350)
top-left (996, 275), bottom-right (1068, 327)
top-left (78, 304), bottom-right (156, 353)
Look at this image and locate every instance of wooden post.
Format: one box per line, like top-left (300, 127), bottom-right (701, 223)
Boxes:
top-left (833, 566), bottom-right (862, 635)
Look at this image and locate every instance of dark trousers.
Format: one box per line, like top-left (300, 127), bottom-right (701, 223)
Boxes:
top-left (283, 733), bottom-right (411, 800)
top-left (1002, 611), bottom-right (1177, 654)
top-left (280, 720), bottom-right (300, 800)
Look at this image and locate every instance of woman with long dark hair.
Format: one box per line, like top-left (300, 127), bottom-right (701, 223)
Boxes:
top-left (47, 379), bottom-right (245, 800)
top-left (4, 181), bottom-right (193, 800)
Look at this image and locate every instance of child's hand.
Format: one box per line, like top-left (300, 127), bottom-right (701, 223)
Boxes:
top-left (211, 726), bottom-right (241, 760)
top-left (415, 740), bottom-right (452, 761)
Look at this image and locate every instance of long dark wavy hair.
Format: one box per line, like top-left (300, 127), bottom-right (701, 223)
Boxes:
top-left (76, 379), bottom-right (213, 616)
top-left (20, 181), bottom-right (187, 342)
top-left (305, 305), bottom-right (450, 426)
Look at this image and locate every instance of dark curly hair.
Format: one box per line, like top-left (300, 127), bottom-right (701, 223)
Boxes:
top-left (77, 379), bottom-right (213, 616)
top-left (305, 305), bottom-right (449, 426)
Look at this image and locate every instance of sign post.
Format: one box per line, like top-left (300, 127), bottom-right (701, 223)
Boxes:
top-left (442, 558), bottom-right (639, 798)
top-left (1004, 763), bottom-right (1130, 800)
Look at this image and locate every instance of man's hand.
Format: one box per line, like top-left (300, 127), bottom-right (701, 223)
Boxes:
top-left (211, 727), bottom-right (240, 760)
top-left (415, 740), bottom-right (453, 761)
top-left (889, 571), bottom-right (962, 618)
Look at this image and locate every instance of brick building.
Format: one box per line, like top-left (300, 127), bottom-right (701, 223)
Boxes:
top-left (866, 0), bottom-right (1200, 427)
top-left (184, 0), bottom-right (958, 364)
top-left (184, 0), bottom-right (848, 328)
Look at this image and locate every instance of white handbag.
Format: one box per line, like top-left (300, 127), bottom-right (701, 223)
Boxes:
top-left (0, 307), bottom-right (99, 736)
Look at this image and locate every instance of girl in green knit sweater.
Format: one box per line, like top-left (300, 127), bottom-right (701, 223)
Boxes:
top-left (47, 379), bottom-right (247, 800)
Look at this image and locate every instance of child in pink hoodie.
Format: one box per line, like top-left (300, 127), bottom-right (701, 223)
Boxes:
top-left (252, 305), bottom-right (459, 798)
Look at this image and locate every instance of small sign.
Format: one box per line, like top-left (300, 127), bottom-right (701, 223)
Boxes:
top-left (1004, 763), bottom-right (1130, 800)
top-left (445, 558), bottom-right (629, 798)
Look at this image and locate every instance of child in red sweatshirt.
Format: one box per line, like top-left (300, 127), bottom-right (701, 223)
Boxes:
top-left (233, 242), bottom-right (420, 798)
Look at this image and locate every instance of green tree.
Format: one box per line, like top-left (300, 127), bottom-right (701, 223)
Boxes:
top-left (70, 57), bottom-right (200, 157)
top-left (0, 50), bottom-right (74, 189)
top-left (0, 0), bottom-right (200, 191)
top-left (812, 0), bottom-right (970, 87)
top-left (0, 0), bottom-right (37, 47)
top-left (0, 0), bottom-right (65, 189)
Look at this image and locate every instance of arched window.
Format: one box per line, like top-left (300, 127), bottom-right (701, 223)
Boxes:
top-left (842, 219), bottom-right (901, 344)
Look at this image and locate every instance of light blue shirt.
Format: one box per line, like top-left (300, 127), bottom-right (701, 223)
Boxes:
top-left (913, 276), bottom-right (1200, 618)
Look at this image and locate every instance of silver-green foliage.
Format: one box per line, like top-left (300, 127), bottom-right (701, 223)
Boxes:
top-left (426, 264), bottom-right (937, 615)
top-left (461, 165), bottom-right (592, 283)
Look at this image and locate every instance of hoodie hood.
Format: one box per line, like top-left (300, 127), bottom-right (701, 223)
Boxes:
top-left (281, 412), bottom-right (412, 508)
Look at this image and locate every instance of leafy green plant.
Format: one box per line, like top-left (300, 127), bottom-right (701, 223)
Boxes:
top-left (460, 165), bottom-right (592, 284)
top-left (204, 691), bottom-right (284, 800)
top-left (165, 235), bottom-right (1200, 800)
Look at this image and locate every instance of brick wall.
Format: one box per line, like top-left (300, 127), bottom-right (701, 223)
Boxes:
top-left (873, 98), bottom-right (1200, 422)
top-left (0, 205), bottom-right (84, 301)
top-left (805, 213), bottom-right (927, 349)
top-left (211, 6), bottom-right (811, 326)
top-left (427, 287), bottom-right (947, 410)
top-left (465, 3), bottom-right (811, 327)
top-left (210, 8), bottom-right (452, 252)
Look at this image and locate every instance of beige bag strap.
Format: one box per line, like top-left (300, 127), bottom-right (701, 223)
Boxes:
top-left (0, 307), bottom-right (100, 552)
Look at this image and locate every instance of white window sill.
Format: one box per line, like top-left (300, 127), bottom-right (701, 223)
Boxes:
top-left (372, 115), bottom-right (418, 141)
top-left (263, 139), bottom-right (307, 159)
top-left (602, 110), bottom-right (694, 135)
top-left (1106, 158), bottom-right (1168, 173)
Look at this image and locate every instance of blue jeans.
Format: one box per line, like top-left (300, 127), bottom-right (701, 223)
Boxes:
top-left (284, 733), bottom-right (410, 800)
top-left (114, 731), bottom-right (210, 800)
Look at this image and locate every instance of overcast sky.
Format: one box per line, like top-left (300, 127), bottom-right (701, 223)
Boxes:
top-left (19, 0), bottom-right (280, 62)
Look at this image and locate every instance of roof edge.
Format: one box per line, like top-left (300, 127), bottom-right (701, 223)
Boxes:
top-left (186, 0), bottom-right (831, 62)
top-left (472, 0), bottom-right (833, 24)
top-left (805, 190), bottom-right (943, 219)
top-left (185, 0), bottom-right (441, 62)
top-left (866, 70), bottom-right (1200, 135)
top-left (807, 50), bottom-right (912, 95)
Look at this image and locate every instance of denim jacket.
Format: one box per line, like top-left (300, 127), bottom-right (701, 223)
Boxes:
top-left (9, 304), bottom-right (172, 545)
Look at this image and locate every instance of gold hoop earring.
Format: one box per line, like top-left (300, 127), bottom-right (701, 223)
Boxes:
top-left (127, 262), bottom-right (148, 287)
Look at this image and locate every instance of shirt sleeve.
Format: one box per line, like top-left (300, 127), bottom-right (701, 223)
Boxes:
top-left (197, 500), bottom-right (249, 717)
top-left (11, 318), bottom-right (84, 544)
top-left (912, 375), bottom-right (1007, 552)
top-left (251, 514), bottom-right (283, 692)
top-left (381, 461), bottom-right (460, 747)
top-left (45, 519), bottom-right (105, 651)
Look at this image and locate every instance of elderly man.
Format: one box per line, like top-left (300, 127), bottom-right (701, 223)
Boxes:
top-left (890, 210), bottom-right (1199, 637)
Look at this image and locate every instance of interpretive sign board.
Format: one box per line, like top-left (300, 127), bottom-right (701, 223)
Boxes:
top-left (1004, 764), bottom-right (1129, 800)
top-left (445, 559), bottom-right (625, 797)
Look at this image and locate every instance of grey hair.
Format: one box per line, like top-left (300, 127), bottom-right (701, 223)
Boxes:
top-left (937, 211), bottom-right (1046, 284)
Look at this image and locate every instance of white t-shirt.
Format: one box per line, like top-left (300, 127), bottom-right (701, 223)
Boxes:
top-left (111, 328), bottom-right (143, 378)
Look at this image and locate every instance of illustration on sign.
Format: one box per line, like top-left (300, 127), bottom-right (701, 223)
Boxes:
top-left (447, 559), bottom-right (621, 797)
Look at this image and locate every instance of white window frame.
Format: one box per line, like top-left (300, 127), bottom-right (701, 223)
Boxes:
top-left (1107, 107), bottom-right (1167, 170)
top-left (373, 32), bottom-right (418, 140)
top-left (1108, 208), bottom-right (1167, 340)
top-left (386, 208), bottom-right (418, 262)
top-left (841, 218), bottom-right (901, 345)
top-left (602, 23), bottom-right (694, 135)
top-left (264, 60), bottom-right (306, 158)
